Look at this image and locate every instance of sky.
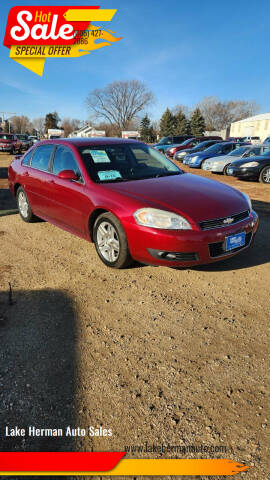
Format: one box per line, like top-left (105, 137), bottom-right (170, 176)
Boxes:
top-left (1, 0), bottom-right (270, 124)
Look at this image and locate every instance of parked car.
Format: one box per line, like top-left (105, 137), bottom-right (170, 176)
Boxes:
top-left (242, 136), bottom-right (260, 145)
top-left (16, 134), bottom-right (33, 151)
top-left (202, 145), bottom-right (270, 175)
top-left (174, 140), bottom-right (222, 162)
top-left (185, 142), bottom-right (249, 168)
top-left (152, 135), bottom-right (193, 153)
top-left (167, 136), bottom-right (222, 158)
top-left (8, 138), bottom-right (258, 268)
top-left (226, 137), bottom-right (248, 143)
top-left (29, 136), bottom-right (40, 144)
top-left (0, 133), bottom-right (22, 154)
top-left (227, 150), bottom-right (270, 183)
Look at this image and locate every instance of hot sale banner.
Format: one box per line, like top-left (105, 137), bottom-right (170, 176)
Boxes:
top-left (3, 6), bottom-right (123, 76)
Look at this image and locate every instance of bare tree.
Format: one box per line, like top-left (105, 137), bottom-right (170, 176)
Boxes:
top-left (86, 80), bottom-right (154, 130)
top-left (9, 115), bottom-right (33, 134)
top-left (32, 117), bottom-right (45, 136)
top-left (172, 104), bottom-right (191, 119)
top-left (60, 118), bottom-right (82, 137)
top-left (197, 96), bottom-right (260, 131)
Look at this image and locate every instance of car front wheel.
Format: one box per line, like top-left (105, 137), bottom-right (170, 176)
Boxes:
top-left (93, 212), bottom-right (133, 268)
top-left (223, 163), bottom-right (231, 175)
top-left (259, 166), bottom-right (270, 184)
top-left (16, 187), bottom-right (37, 222)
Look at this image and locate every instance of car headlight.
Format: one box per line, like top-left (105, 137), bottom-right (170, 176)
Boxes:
top-left (241, 161), bottom-right (259, 168)
top-left (133, 208), bottom-right (192, 230)
top-left (242, 192), bottom-right (252, 210)
top-left (191, 156), bottom-right (198, 162)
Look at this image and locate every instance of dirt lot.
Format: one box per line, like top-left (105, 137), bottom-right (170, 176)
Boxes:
top-left (0, 153), bottom-right (269, 479)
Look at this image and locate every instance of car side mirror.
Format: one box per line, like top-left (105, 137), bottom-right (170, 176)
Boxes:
top-left (57, 169), bottom-right (78, 181)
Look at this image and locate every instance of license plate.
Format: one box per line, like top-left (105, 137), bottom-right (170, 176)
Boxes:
top-left (225, 232), bottom-right (246, 251)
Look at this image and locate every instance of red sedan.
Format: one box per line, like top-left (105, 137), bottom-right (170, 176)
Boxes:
top-left (8, 138), bottom-right (258, 269)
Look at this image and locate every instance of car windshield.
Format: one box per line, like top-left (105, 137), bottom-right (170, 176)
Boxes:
top-left (180, 138), bottom-right (194, 146)
top-left (261, 148), bottom-right (270, 156)
top-left (228, 146), bottom-right (250, 157)
top-left (17, 135), bottom-right (27, 140)
top-left (203, 143), bottom-right (225, 154)
top-left (193, 141), bottom-right (214, 151)
top-left (0, 134), bottom-right (12, 139)
top-left (157, 137), bottom-right (172, 145)
top-left (78, 143), bottom-right (182, 183)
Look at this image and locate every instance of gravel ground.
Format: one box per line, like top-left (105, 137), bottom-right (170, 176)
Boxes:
top-left (0, 153), bottom-right (269, 479)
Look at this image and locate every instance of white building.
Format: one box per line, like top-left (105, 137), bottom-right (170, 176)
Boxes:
top-left (70, 125), bottom-right (106, 138)
top-left (230, 113), bottom-right (270, 142)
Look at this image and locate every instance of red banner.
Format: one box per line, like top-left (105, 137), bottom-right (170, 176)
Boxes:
top-left (0, 452), bottom-right (125, 472)
top-left (4, 6), bottom-right (99, 46)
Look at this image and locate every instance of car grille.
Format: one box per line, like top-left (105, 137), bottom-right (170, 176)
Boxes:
top-left (200, 210), bottom-right (250, 230)
top-left (209, 232), bottom-right (252, 258)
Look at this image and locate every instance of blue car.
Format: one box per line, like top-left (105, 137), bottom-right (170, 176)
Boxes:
top-left (153, 135), bottom-right (192, 153)
top-left (185, 142), bottom-right (249, 168)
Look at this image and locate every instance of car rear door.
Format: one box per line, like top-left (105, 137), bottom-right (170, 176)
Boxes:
top-left (25, 144), bottom-right (56, 218)
top-left (49, 144), bottom-right (90, 235)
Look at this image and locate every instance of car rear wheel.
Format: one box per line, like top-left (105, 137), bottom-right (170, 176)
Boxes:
top-left (16, 187), bottom-right (37, 222)
top-left (259, 166), bottom-right (270, 184)
top-left (93, 212), bottom-right (133, 268)
top-left (223, 164), bottom-right (231, 175)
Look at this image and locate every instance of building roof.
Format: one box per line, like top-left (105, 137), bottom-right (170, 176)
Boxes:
top-left (235, 112), bottom-right (270, 124)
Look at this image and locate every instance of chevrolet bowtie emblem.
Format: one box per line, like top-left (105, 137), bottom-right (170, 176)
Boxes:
top-left (223, 217), bottom-right (234, 224)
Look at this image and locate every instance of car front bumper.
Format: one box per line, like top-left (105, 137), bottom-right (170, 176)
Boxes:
top-left (124, 210), bottom-right (259, 267)
top-left (203, 162), bottom-right (224, 172)
top-left (0, 145), bottom-right (12, 151)
top-left (227, 166), bottom-right (260, 179)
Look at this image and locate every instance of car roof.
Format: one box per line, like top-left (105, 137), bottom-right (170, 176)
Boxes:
top-left (37, 137), bottom-right (142, 146)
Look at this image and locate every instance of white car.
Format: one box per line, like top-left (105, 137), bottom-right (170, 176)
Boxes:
top-left (202, 144), bottom-right (270, 174)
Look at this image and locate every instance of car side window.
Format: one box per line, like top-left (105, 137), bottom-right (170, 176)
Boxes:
top-left (22, 150), bottom-right (33, 166)
top-left (52, 146), bottom-right (82, 181)
top-left (31, 145), bottom-right (54, 171)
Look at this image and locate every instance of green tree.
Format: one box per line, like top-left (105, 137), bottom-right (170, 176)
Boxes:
top-left (140, 114), bottom-right (152, 142)
top-left (174, 110), bottom-right (189, 135)
top-left (159, 108), bottom-right (175, 136)
top-left (44, 112), bottom-right (60, 131)
top-left (190, 108), bottom-right (205, 136)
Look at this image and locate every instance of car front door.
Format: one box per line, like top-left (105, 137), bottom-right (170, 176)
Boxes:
top-left (49, 145), bottom-right (90, 235)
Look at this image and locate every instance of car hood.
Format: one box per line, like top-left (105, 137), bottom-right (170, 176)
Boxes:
top-left (0, 139), bottom-right (12, 143)
top-left (230, 155), bottom-right (268, 167)
top-left (205, 155), bottom-right (241, 164)
top-left (103, 173), bottom-right (249, 224)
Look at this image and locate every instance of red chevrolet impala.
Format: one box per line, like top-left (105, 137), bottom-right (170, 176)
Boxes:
top-left (8, 138), bottom-right (258, 268)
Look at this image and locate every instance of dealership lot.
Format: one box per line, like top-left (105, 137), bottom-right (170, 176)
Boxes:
top-left (0, 153), bottom-right (269, 478)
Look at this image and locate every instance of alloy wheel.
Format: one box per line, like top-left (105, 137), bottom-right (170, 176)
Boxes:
top-left (18, 191), bottom-right (29, 218)
top-left (96, 221), bottom-right (120, 263)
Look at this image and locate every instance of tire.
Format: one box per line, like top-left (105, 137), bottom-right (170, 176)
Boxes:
top-left (200, 159), bottom-right (207, 169)
top-left (223, 163), bottom-right (231, 175)
top-left (93, 212), bottom-right (133, 269)
top-left (259, 166), bottom-right (270, 184)
top-left (16, 187), bottom-right (37, 222)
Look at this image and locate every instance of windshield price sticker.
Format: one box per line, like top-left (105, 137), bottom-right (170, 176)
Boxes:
top-left (90, 150), bottom-right (111, 163)
top-left (98, 170), bottom-right (122, 181)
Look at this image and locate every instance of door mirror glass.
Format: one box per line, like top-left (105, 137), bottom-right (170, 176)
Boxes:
top-left (57, 169), bottom-right (78, 180)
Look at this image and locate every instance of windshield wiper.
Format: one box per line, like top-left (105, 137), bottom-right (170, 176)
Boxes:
top-left (154, 171), bottom-right (181, 178)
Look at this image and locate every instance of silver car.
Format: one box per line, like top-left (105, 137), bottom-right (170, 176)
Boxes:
top-left (202, 145), bottom-right (270, 175)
